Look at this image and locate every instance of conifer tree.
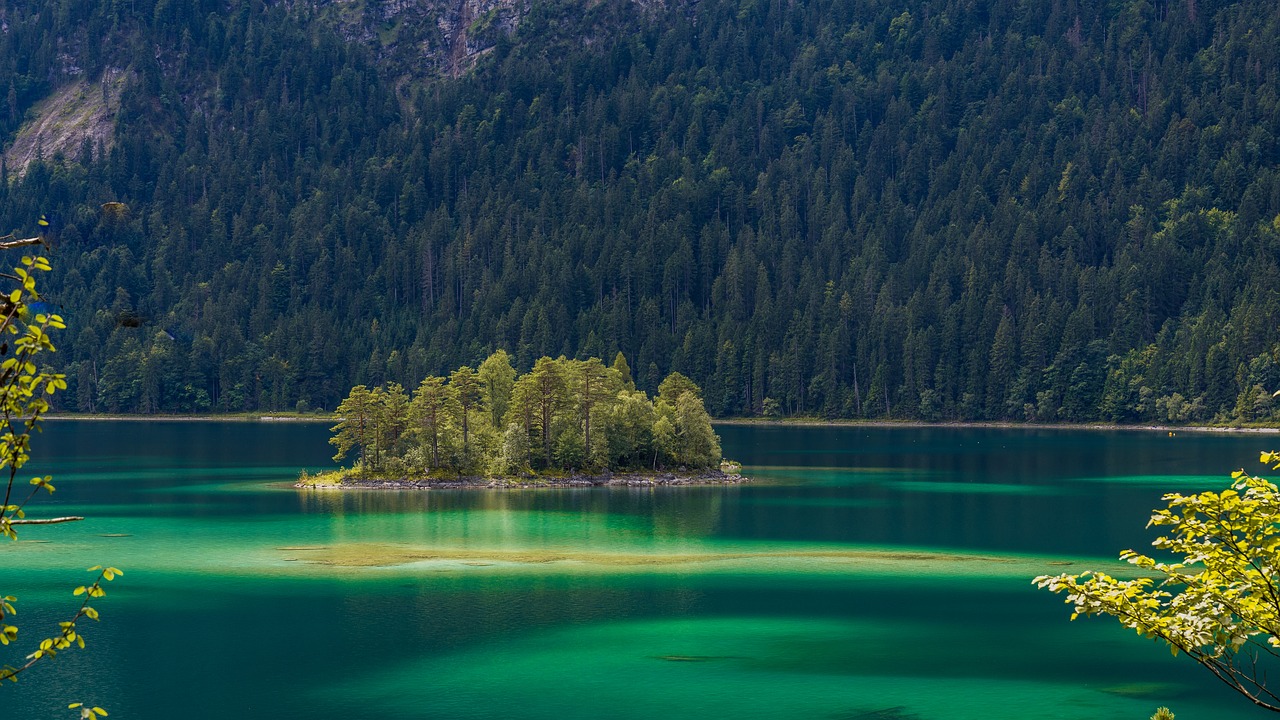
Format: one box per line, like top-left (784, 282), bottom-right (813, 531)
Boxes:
top-left (449, 366), bottom-right (484, 455)
top-left (513, 357), bottom-right (570, 468)
top-left (331, 385), bottom-right (375, 471)
top-left (573, 357), bottom-right (619, 468)
top-left (478, 350), bottom-right (516, 429)
top-left (410, 376), bottom-right (450, 469)
top-left (612, 352), bottom-right (635, 392)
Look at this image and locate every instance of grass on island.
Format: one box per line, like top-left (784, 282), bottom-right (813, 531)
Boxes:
top-left (296, 469), bottom-right (346, 486)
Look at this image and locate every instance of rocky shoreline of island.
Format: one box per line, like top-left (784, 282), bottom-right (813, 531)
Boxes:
top-left (296, 468), bottom-right (746, 490)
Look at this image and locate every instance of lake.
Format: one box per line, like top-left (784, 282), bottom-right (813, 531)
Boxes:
top-left (1, 421), bottom-right (1270, 719)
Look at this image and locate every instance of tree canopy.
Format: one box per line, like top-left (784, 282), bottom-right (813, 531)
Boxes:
top-left (331, 351), bottom-right (722, 476)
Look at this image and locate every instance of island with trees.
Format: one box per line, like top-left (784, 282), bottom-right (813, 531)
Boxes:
top-left (301, 350), bottom-right (743, 489)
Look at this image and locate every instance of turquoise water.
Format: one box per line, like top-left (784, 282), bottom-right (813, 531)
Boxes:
top-left (1, 422), bottom-right (1270, 718)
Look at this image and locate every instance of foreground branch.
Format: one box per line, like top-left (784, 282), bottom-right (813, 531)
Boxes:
top-left (0, 236), bottom-right (44, 251)
top-left (9, 516), bottom-right (85, 525)
top-left (1, 567), bottom-right (118, 685)
top-left (1036, 462), bottom-right (1280, 713)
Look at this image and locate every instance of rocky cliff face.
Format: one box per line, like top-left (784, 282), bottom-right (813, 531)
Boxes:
top-left (320, 0), bottom-right (529, 79)
top-left (1, 0), bottom-right (536, 176)
top-left (2, 69), bottom-right (127, 177)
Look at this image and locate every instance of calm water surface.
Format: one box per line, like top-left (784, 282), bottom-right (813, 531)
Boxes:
top-left (1, 421), bottom-right (1271, 719)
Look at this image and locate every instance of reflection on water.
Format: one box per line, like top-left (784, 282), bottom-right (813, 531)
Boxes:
top-left (0, 421), bottom-right (1266, 719)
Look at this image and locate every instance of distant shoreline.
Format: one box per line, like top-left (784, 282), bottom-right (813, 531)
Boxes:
top-left (297, 469), bottom-right (746, 490)
top-left (42, 414), bottom-right (1280, 434)
top-left (713, 418), bottom-right (1280, 434)
top-left (44, 414), bottom-right (333, 423)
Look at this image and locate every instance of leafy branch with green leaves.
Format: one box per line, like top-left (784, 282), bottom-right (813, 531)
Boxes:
top-left (0, 228), bottom-right (119, 716)
top-left (1036, 452), bottom-right (1280, 712)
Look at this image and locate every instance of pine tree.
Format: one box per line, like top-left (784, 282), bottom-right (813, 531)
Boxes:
top-left (449, 366), bottom-right (484, 455)
top-left (478, 349), bottom-right (516, 429)
top-left (331, 385), bottom-right (375, 472)
top-left (410, 377), bottom-right (450, 469)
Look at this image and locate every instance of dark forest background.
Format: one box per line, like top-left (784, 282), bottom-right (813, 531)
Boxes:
top-left (1, 0), bottom-right (1279, 422)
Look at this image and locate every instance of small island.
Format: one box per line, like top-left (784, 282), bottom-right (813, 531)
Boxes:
top-left (298, 351), bottom-right (746, 489)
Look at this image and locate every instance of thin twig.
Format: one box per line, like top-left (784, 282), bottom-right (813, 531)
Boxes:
top-left (0, 570), bottom-right (108, 683)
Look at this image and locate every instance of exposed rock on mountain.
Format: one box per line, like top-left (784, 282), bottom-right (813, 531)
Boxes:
top-left (320, 0), bottom-right (528, 78)
top-left (3, 70), bottom-right (126, 177)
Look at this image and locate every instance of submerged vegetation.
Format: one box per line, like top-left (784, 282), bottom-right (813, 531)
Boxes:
top-left (327, 350), bottom-right (722, 478)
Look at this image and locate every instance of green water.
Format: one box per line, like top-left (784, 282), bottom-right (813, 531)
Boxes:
top-left (1, 422), bottom-right (1270, 718)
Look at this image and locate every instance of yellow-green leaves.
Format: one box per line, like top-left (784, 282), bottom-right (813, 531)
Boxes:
top-left (44, 375), bottom-right (67, 394)
top-left (1262, 451), bottom-right (1280, 472)
top-left (20, 255), bottom-right (50, 272)
top-left (1035, 455), bottom-right (1280, 711)
top-left (13, 562), bottom-right (118, 674)
top-left (0, 248), bottom-right (118, 697)
top-left (68, 702), bottom-right (108, 720)
top-left (76, 565), bottom-right (121, 604)
top-left (0, 599), bottom-right (18, 646)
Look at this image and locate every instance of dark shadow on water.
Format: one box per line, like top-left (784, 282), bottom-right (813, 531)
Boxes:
top-left (831, 707), bottom-right (923, 720)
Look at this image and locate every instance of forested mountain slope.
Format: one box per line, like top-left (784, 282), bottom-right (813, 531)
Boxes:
top-left (1, 0), bottom-right (1278, 422)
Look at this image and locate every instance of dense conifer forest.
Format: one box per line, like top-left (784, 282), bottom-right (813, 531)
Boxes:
top-left (1, 0), bottom-right (1279, 423)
